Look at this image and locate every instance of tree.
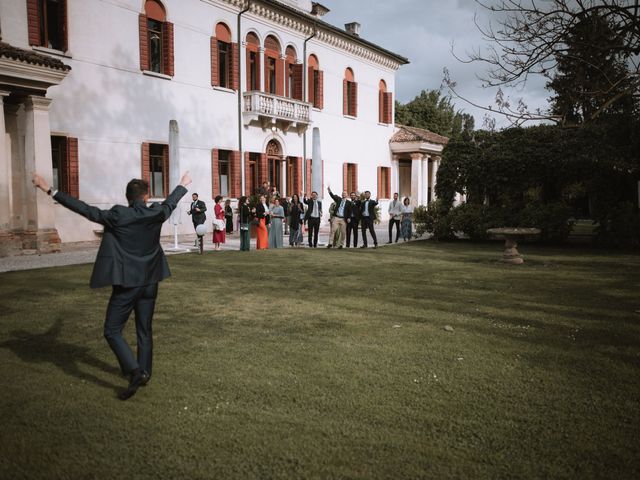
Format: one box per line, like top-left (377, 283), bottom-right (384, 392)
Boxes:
top-left (447, 0), bottom-right (640, 126)
top-left (548, 11), bottom-right (637, 125)
top-left (395, 89), bottom-right (475, 139)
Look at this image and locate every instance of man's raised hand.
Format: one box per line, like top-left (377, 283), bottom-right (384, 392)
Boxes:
top-left (180, 171), bottom-right (192, 187)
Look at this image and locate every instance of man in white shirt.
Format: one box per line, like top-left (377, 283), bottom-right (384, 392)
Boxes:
top-left (303, 191), bottom-right (322, 248)
top-left (387, 192), bottom-right (402, 243)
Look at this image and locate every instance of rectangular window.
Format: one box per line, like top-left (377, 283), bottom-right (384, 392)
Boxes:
top-left (218, 41), bottom-right (230, 88)
top-left (287, 64), bottom-right (294, 98)
top-left (148, 18), bottom-right (163, 73)
top-left (149, 143), bottom-right (167, 197)
top-left (218, 150), bottom-right (230, 197)
top-left (268, 57), bottom-right (277, 94)
top-left (249, 51), bottom-right (258, 90)
top-left (346, 81), bottom-right (357, 116)
top-left (249, 153), bottom-right (260, 194)
top-left (268, 157), bottom-right (281, 189)
top-left (345, 163), bottom-right (358, 194)
top-left (37, 0), bottom-right (65, 51)
top-left (313, 70), bottom-right (320, 107)
top-left (379, 167), bottom-right (391, 199)
top-left (51, 136), bottom-right (64, 191)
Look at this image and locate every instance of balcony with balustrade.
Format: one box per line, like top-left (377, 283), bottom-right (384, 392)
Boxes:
top-left (243, 91), bottom-right (312, 134)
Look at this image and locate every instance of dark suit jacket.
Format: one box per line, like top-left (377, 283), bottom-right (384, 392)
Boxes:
top-left (303, 198), bottom-right (322, 221)
top-left (255, 203), bottom-right (271, 225)
top-left (348, 199), bottom-right (361, 220)
top-left (189, 199), bottom-right (207, 225)
top-left (53, 186), bottom-right (188, 289)
top-left (360, 199), bottom-right (378, 218)
top-left (328, 190), bottom-right (352, 218)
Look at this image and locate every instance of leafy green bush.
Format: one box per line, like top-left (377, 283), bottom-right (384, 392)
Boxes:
top-left (448, 204), bottom-right (514, 240)
top-left (413, 200), bottom-right (454, 240)
top-left (519, 202), bottom-right (575, 243)
top-left (594, 201), bottom-right (640, 247)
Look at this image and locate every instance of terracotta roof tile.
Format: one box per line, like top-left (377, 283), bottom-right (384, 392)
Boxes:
top-left (0, 42), bottom-right (71, 71)
top-left (391, 125), bottom-right (449, 145)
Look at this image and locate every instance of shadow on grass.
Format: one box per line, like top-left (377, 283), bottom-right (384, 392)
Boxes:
top-left (0, 318), bottom-right (122, 393)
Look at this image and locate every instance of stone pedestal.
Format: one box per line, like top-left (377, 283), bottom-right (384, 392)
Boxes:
top-left (487, 228), bottom-right (541, 265)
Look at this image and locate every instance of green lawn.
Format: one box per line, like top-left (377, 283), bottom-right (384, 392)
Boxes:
top-left (1, 241), bottom-right (639, 479)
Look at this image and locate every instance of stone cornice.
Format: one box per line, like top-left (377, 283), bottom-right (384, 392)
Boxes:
top-left (0, 57), bottom-right (69, 93)
top-left (209, 0), bottom-right (408, 70)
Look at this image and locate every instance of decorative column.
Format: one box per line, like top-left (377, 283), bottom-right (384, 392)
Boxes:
top-left (281, 158), bottom-right (287, 196)
top-left (22, 95), bottom-right (60, 253)
top-left (410, 152), bottom-right (422, 207)
top-left (259, 47), bottom-right (266, 93)
top-left (391, 154), bottom-right (400, 196)
top-left (6, 103), bottom-right (23, 232)
top-left (424, 157), bottom-right (429, 203)
top-left (0, 91), bottom-right (11, 231)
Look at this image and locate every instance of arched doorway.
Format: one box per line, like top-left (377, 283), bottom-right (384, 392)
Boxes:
top-left (266, 139), bottom-right (283, 193)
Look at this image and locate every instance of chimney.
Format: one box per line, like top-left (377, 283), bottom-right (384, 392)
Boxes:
top-left (345, 22), bottom-right (361, 37)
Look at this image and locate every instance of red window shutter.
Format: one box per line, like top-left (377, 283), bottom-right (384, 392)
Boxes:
top-left (263, 56), bottom-right (269, 93)
top-left (384, 92), bottom-right (393, 124)
top-left (307, 66), bottom-right (315, 105)
top-left (305, 158), bottom-right (312, 195)
top-left (27, 0), bottom-right (41, 46)
top-left (211, 149), bottom-right (220, 196)
top-left (342, 163), bottom-right (348, 192)
top-left (385, 168), bottom-right (391, 198)
top-left (230, 150), bottom-right (241, 198)
top-left (343, 79), bottom-right (348, 115)
top-left (231, 42), bottom-right (239, 91)
top-left (138, 14), bottom-right (149, 71)
top-left (162, 145), bottom-right (169, 196)
top-left (379, 91), bottom-right (384, 123)
top-left (210, 37), bottom-right (218, 86)
top-left (244, 152), bottom-right (251, 196)
top-left (60, 0), bottom-right (69, 51)
top-left (292, 64), bottom-right (303, 101)
top-left (246, 48), bottom-right (251, 90)
top-left (141, 142), bottom-right (150, 183)
top-left (353, 163), bottom-right (359, 193)
top-left (377, 167), bottom-right (382, 198)
top-left (316, 70), bottom-right (324, 110)
top-left (350, 82), bottom-right (358, 118)
top-left (67, 137), bottom-right (79, 198)
top-left (294, 157), bottom-right (303, 194)
top-left (162, 21), bottom-right (174, 77)
top-left (275, 58), bottom-right (285, 96)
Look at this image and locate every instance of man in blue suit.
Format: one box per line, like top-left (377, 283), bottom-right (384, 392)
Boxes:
top-left (32, 170), bottom-right (191, 400)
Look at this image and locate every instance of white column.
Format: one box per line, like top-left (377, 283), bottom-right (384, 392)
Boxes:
top-left (281, 159), bottom-right (287, 196)
top-left (259, 47), bottom-right (266, 93)
top-left (410, 153), bottom-right (422, 207)
top-left (0, 91), bottom-right (11, 231)
top-left (391, 154), bottom-right (399, 196)
top-left (421, 155), bottom-right (428, 206)
top-left (6, 103), bottom-right (23, 230)
top-left (23, 96), bottom-right (57, 234)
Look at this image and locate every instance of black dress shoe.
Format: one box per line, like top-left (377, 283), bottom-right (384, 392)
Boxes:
top-left (118, 371), bottom-right (149, 401)
top-left (360, 245), bottom-right (366, 248)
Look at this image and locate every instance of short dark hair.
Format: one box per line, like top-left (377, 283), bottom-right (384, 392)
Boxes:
top-left (350, 192), bottom-right (356, 195)
top-left (192, 193), bottom-right (198, 197)
top-left (126, 179), bottom-right (149, 203)
top-left (312, 191), bottom-right (318, 195)
top-left (365, 190), bottom-right (371, 194)
top-left (214, 195), bottom-right (223, 203)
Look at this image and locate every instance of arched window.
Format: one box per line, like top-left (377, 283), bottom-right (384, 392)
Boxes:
top-left (343, 68), bottom-right (357, 117)
top-left (285, 46), bottom-right (298, 99)
top-left (139, 0), bottom-right (174, 76)
top-left (212, 22), bottom-right (234, 89)
top-left (27, 0), bottom-right (68, 51)
top-left (307, 54), bottom-right (324, 109)
top-left (379, 79), bottom-right (393, 124)
top-left (245, 32), bottom-right (261, 91)
top-left (264, 35), bottom-right (283, 96)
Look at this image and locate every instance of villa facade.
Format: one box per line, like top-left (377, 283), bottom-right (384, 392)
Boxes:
top-left (0, 0), bottom-right (447, 255)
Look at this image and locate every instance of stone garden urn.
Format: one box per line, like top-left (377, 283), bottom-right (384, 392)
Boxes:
top-left (486, 227), bottom-right (541, 264)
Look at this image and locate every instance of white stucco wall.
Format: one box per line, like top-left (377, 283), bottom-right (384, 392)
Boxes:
top-left (1, 0), bottom-right (404, 242)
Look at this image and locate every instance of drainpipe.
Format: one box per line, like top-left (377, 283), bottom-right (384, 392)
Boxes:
top-left (302, 23), bottom-right (317, 194)
top-left (238, 0), bottom-right (251, 196)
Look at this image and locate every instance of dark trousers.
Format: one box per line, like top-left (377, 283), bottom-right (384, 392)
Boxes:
top-left (239, 226), bottom-right (250, 251)
top-left (307, 217), bottom-right (320, 247)
top-left (104, 283), bottom-right (158, 377)
top-left (361, 217), bottom-right (378, 247)
top-left (389, 219), bottom-right (401, 242)
top-left (346, 218), bottom-right (360, 247)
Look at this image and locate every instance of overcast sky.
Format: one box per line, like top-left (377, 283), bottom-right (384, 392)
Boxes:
top-left (322, 0), bottom-right (550, 129)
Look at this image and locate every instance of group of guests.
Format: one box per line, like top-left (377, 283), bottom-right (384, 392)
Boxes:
top-left (187, 182), bottom-right (414, 251)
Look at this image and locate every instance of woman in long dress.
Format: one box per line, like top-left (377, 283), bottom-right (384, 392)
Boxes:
top-left (400, 197), bottom-right (414, 242)
top-left (238, 196), bottom-right (251, 251)
top-left (254, 194), bottom-right (270, 250)
top-left (224, 199), bottom-right (234, 234)
top-left (288, 194), bottom-right (304, 247)
top-left (212, 195), bottom-right (226, 250)
top-left (268, 198), bottom-right (285, 249)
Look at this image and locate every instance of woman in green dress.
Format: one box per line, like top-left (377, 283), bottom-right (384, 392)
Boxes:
top-left (268, 198), bottom-right (285, 248)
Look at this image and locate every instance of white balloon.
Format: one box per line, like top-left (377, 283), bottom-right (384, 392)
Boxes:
top-left (195, 224), bottom-right (207, 236)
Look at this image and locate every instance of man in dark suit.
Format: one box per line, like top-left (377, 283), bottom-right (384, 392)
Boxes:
top-left (187, 193), bottom-right (207, 246)
top-left (32, 171), bottom-right (191, 400)
top-left (360, 190), bottom-right (379, 248)
top-left (303, 191), bottom-right (322, 248)
top-left (346, 191), bottom-right (361, 248)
